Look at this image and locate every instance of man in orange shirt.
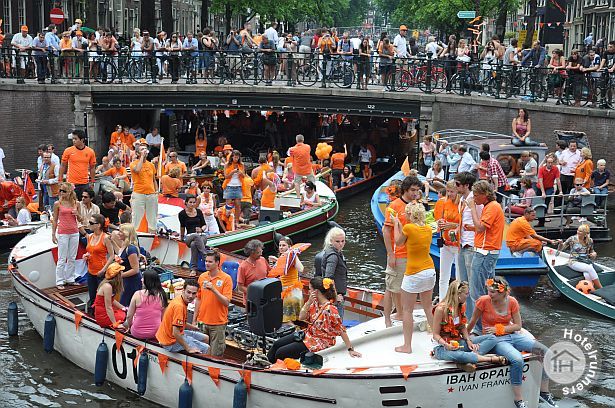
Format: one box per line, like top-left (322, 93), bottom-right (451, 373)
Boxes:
top-left (506, 208), bottom-right (558, 255)
top-left (382, 175), bottom-right (422, 327)
top-left (103, 158), bottom-right (129, 192)
top-left (130, 143), bottom-right (158, 233)
top-left (164, 152), bottom-right (188, 176)
top-left (466, 180), bottom-right (504, 333)
top-left (59, 129), bottom-right (96, 199)
top-left (330, 144), bottom-right (347, 189)
top-left (123, 126), bottom-right (136, 150)
top-left (156, 279), bottom-right (210, 354)
top-left (289, 134), bottom-right (315, 198)
top-left (160, 167), bottom-right (183, 197)
top-left (237, 239), bottom-right (270, 305)
top-left (192, 250), bottom-right (232, 356)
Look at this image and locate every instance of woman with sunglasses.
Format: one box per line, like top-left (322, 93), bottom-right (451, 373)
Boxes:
top-left (467, 278), bottom-right (557, 408)
top-left (83, 213), bottom-right (115, 311)
top-left (433, 280), bottom-right (504, 372)
top-left (52, 182), bottom-right (83, 289)
top-left (94, 262), bottom-right (127, 329)
top-left (113, 223), bottom-right (143, 306)
top-left (558, 223), bottom-right (602, 289)
top-left (197, 181), bottom-right (220, 235)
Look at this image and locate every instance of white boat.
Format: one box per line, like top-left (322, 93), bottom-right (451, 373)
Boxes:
top-left (0, 221), bottom-right (45, 250)
top-left (9, 227), bottom-right (544, 407)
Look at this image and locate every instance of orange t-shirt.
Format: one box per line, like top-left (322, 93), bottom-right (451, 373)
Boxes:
top-left (474, 200), bottom-right (504, 250)
top-left (156, 296), bottom-right (188, 345)
top-left (103, 166), bottom-right (127, 178)
top-left (434, 198), bottom-right (460, 247)
top-left (330, 153), bottom-right (346, 170)
top-left (165, 161), bottom-right (188, 175)
top-left (253, 164), bottom-right (273, 187)
top-left (196, 271), bottom-right (233, 325)
top-left (402, 223), bottom-right (434, 275)
top-left (475, 295), bottom-right (519, 335)
top-left (574, 159), bottom-right (594, 189)
top-left (109, 131), bottom-right (124, 147)
top-left (383, 198), bottom-right (408, 258)
top-left (86, 233), bottom-right (108, 275)
top-left (160, 175), bottom-right (183, 197)
top-left (241, 176), bottom-right (254, 203)
top-left (290, 143), bottom-right (312, 176)
top-left (61, 146), bottom-right (96, 184)
top-left (505, 216), bottom-right (535, 247)
top-left (124, 133), bottom-right (136, 150)
top-left (261, 187), bottom-right (276, 208)
top-left (195, 138), bottom-right (207, 157)
top-left (130, 160), bottom-right (157, 195)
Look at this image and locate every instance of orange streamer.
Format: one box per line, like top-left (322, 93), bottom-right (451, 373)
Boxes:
top-left (346, 289), bottom-right (360, 307)
top-left (114, 330), bottom-right (124, 350)
top-left (151, 235), bottom-right (161, 250)
top-left (178, 242), bottom-right (188, 258)
top-left (311, 368), bottom-right (332, 375)
top-left (158, 353), bottom-right (169, 374)
top-left (134, 345), bottom-right (145, 368)
top-left (182, 361), bottom-right (194, 385)
top-left (137, 215), bottom-right (148, 233)
top-left (74, 311), bottom-right (83, 332)
top-left (371, 293), bottom-right (384, 310)
top-left (351, 367), bottom-right (369, 373)
top-left (400, 365), bottom-right (418, 380)
top-left (208, 366), bottom-right (220, 387)
top-left (240, 370), bottom-right (252, 391)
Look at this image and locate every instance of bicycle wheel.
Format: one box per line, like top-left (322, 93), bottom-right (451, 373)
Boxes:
top-left (332, 62), bottom-right (354, 88)
top-left (129, 59), bottom-right (152, 83)
top-left (94, 59), bottom-right (117, 83)
top-left (297, 63), bottom-right (318, 86)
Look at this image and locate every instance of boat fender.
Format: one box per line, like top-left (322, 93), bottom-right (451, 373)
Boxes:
top-left (233, 378), bottom-right (248, 408)
top-left (178, 379), bottom-right (193, 408)
top-left (7, 302), bottom-right (18, 336)
top-left (327, 220), bottom-right (342, 230)
top-left (95, 341), bottom-right (109, 386)
top-left (43, 313), bottom-right (56, 353)
top-left (137, 351), bottom-right (149, 396)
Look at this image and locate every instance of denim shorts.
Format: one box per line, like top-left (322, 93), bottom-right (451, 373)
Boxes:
top-left (223, 185), bottom-right (243, 200)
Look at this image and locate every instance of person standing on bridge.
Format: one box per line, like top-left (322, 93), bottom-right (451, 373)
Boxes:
top-left (59, 129), bottom-right (96, 200)
top-left (130, 143), bottom-right (158, 233)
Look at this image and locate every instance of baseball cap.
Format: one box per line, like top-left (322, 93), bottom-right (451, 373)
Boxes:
top-left (399, 25), bottom-right (408, 31)
top-left (21, 25), bottom-right (28, 31)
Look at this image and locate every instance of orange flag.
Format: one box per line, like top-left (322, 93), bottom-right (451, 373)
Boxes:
top-left (371, 293), bottom-right (384, 310)
top-left (157, 138), bottom-right (166, 180)
top-left (151, 235), bottom-right (161, 250)
top-left (350, 367), bottom-right (369, 373)
top-left (182, 361), bottom-right (194, 385)
top-left (74, 311), bottom-right (83, 332)
top-left (137, 215), bottom-right (149, 233)
top-left (178, 242), bottom-right (188, 258)
top-left (208, 366), bottom-right (220, 387)
top-left (346, 289), bottom-right (360, 307)
top-left (134, 345), bottom-right (145, 368)
top-left (240, 370), bottom-right (252, 391)
top-left (401, 157), bottom-right (410, 176)
top-left (312, 368), bottom-right (332, 376)
top-left (400, 365), bottom-right (418, 380)
top-left (114, 330), bottom-right (125, 350)
top-left (158, 353), bottom-right (169, 374)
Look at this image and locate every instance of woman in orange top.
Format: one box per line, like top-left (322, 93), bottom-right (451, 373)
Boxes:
top-left (223, 150), bottom-right (245, 225)
top-left (393, 202), bottom-right (435, 354)
top-left (195, 127), bottom-right (207, 157)
top-left (84, 213), bottom-right (115, 311)
top-left (434, 180), bottom-right (460, 300)
top-left (260, 172), bottom-right (277, 209)
top-left (574, 147), bottom-right (593, 189)
top-left (268, 237), bottom-right (305, 322)
top-left (160, 167), bottom-right (183, 197)
top-left (109, 125), bottom-right (124, 148)
top-left (59, 31), bottom-right (74, 77)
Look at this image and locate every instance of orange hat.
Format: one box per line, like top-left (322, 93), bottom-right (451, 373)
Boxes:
top-left (105, 262), bottom-right (125, 280)
top-left (399, 25), bottom-right (408, 31)
top-left (134, 138), bottom-right (148, 146)
top-left (76, 30), bottom-right (83, 36)
top-left (21, 25), bottom-right (28, 31)
top-left (223, 144), bottom-right (233, 151)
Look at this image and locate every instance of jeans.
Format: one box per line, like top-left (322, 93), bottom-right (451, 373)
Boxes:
top-left (439, 245), bottom-right (458, 299)
top-left (163, 330), bottom-right (209, 354)
top-left (537, 187), bottom-right (554, 226)
top-left (512, 137), bottom-right (539, 147)
top-left (593, 186), bottom-right (608, 207)
top-left (184, 233), bottom-right (208, 269)
top-left (433, 335), bottom-right (498, 364)
top-left (492, 333), bottom-right (548, 385)
top-left (131, 192), bottom-right (158, 233)
top-left (35, 55), bottom-right (47, 81)
top-left (87, 273), bottom-right (101, 310)
top-left (456, 246), bottom-right (474, 284)
top-left (55, 232), bottom-right (80, 285)
top-left (336, 300), bottom-right (345, 320)
top-left (468, 251), bottom-right (499, 332)
top-left (267, 333), bottom-right (309, 362)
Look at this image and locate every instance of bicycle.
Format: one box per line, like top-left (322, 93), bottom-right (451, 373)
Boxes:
top-left (206, 52), bottom-right (236, 84)
top-left (500, 66), bottom-right (547, 101)
top-left (93, 53), bottom-right (118, 83)
top-left (415, 60), bottom-right (447, 93)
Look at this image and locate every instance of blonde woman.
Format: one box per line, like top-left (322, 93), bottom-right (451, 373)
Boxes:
top-left (52, 182), bottom-right (83, 289)
top-left (321, 227), bottom-right (348, 318)
top-left (558, 224), bottom-right (602, 289)
top-left (115, 223), bottom-right (143, 306)
top-left (393, 202), bottom-right (435, 353)
top-left (574, 147), bottom-right (593, 189)
top-left (5, 196), bottom-right (31, 226)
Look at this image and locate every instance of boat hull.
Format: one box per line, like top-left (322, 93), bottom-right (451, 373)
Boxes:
top-left (334, 159), bottom-right (397, 202)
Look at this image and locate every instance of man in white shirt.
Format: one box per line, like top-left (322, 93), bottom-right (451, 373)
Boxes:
top-left (350, 33), bottom-right (362, 52)
top-left (454, 172), bottom-right (483, 313)
top-left (11, 25), bottom-right (33, 75)
top-left (146, 127), bottom-right (163, 158)
top-left (457, 145), bottom-right (476, 173)
top-left (425, 36), bottom-right (442, 59)
top-left (558, 140), bottom-right (582, 200)
top-left (393, 25), bottom-right (408, 58)
top-left (264, 23), bottom-right (279, 50)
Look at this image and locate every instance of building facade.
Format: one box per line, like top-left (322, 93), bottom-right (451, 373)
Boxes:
top-left (566, 0), bottom-right (615, 53)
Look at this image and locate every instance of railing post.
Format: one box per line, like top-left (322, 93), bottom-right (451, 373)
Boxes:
top-left (320, 55), bottom-right (327, 88)
top-left (425, 53), bottom-right (433, 93)
top-left (287, 52), bottom-right (294, 87)
top-left (389, 58), bottom-right (397, 92)
top-left (494, 61), bottom-right (502, 99)
top-left (16, 51), bottom-right (25, 84)
top-left (83, 49), bottom-right (90, 84)
top-left (117, 49), bottom-right (124, 84)
top-left (253, 52), bottom-right (259, 86)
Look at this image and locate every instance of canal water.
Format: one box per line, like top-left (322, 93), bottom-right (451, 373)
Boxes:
top-left (1, 190), bottom-right (613, 407)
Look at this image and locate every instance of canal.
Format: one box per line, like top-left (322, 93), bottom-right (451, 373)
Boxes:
top-left (0, 190), bottom-right (613, 407)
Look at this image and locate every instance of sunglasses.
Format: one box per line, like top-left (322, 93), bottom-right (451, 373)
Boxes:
top-left (59, 189), bottom-right (68, 193)
top-left (82, 195), bottom-right (90, 199)
top-left (203, 186), bottom-right (211, 189)
top-left (455, 182), bottom-right (462, 186)
top-left (575, 184), bottom-right (583, 186)
top-left (89, 221), bottom-right (99, 225)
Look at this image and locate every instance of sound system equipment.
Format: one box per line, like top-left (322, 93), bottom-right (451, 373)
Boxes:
top-left (246, 278), bottom-right (282, 336)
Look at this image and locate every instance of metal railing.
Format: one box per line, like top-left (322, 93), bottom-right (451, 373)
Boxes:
top-left (2, 47), bottom-right (614, 109)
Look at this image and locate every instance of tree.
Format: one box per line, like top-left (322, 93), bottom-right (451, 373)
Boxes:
top-left (334, 0), bottom-right (369, 28)
top-left (201, 0), bottom-right (209, 31)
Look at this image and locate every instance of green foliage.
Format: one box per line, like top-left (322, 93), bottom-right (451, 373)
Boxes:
top-left (334, 0), bottom-right (369, 28)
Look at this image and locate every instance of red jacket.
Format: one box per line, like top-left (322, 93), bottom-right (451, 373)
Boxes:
top-left (0, 181), bottom-right (26, 212)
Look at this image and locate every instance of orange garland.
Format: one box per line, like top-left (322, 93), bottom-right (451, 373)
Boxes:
top-left (494, 323), bottom-right (506, 336)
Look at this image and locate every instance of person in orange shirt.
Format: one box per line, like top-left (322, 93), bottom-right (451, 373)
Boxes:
top-left (103, 158), bottom-right (130, 192)
top-left (123, 126), bottom-right (136, 150)
top-left (59, 129), bottom-right (96, 199)
top-left (330, 144), bottom-right (347, 189)
top-left (164, 151), bottom-right (188, 175)
top-left (156, 279), bottom-right (210, 354)
top-left (289, 134), bottom-right (315, 198)
top-left (466, 180), bottom-right (505, 333)
top-left (434, 180), bottom-right (460, 300)
top-left (160, 167), bottom-right (183, 197)
top-left (109, 124), bottom-right (124, 148)
top-left (382, 175), bottom-right (422, 327)
top-left (216, 203), bottom-right (235, 232)
top-left (260, 172), bottom-right (277, 209)
top-left (574, 147), bottom-right (594, 189)
top-left (130, 143), bottom-right (158, 233)
top-left (506, 208), bottom-right (558, 255)
top-left (239, 175), bottom-right (254, 224)
top-left (251, 156), bottom-right (273, 189)
top-left (192, 250), bottom-right (232, 356)
top-left (237, 239), bottom-right (270, 306)
top-left (195, 128), bottom-right (207, 158)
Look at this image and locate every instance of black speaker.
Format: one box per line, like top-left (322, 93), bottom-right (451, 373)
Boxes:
top-left (246, 278), bottom-right (283, 336)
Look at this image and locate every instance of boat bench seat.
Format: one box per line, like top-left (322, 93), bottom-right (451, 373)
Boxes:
top-left (555, 264), bottom-right (603, 280)
top-left (593, 285), bottom-right (615, 306)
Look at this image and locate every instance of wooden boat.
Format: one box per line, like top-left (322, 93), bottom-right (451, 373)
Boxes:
top-left (9, 227), bottom-right (544, 407)
top-left (371, 171), bottom-right (547, 290)
top-left (333, 157), bottom-right (397, 202)
top-left (156, 181), bottom-right (338, 254)
top-left (543, 248), bottom-right (615, 319)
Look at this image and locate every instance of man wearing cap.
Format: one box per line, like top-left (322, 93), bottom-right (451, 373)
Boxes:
top-left (71, 19), bottom-right (83, 37)
top-left (130, 142), bottom-right (158, 233)
top-left (393, 25), bottom-right (409, 59)
top-left (72, 30), bottom-right (88, 76)
top-left (11, 26), bottom-right (33, 78)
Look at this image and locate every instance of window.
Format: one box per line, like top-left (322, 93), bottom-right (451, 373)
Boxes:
top-left (3, 0), bottom-right (11, 34)
top-left (124, 8), bottom-right (128, 34)
top-left (17, 0), bottom-right (26, 26)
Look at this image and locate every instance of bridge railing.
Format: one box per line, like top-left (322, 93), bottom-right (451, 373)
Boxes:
top-left (2, 47), bottom-right (614, 109)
